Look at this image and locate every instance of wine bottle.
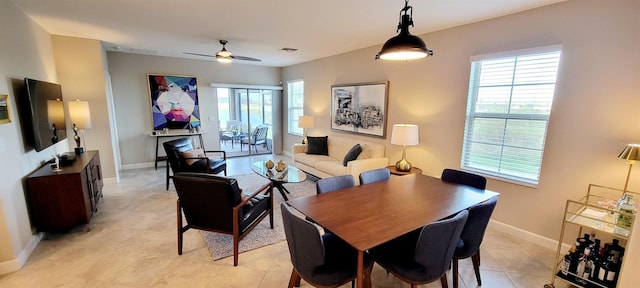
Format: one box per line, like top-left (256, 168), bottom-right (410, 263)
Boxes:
top-left (588, 239), bottom-right (602, 281)
top-left (605, 239), bottom-right (625, 265)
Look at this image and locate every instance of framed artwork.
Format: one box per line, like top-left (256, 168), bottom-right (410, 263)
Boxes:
top-left (148, 74), bottom-right (200, 130)
top-left (0, 94), bottom-right (10, 124)
top-left (331, 82), bottom-right (388, 138)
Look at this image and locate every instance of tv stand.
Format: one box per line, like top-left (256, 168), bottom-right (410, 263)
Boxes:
top-left (26, 150), bottom-right (103, 232)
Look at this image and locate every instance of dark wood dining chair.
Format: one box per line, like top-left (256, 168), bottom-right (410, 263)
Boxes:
top-left (358, 167), bottom-right (390, 185)
top-left (441, 168), bottom-right (486, 189)
top-left (452, 196), bottom-right (498, 288)
top-left (173, 172), bottom-right (273, 266)
top-left (281, 203), bottom-right (373, 288)
top-left (369, 210), bottom-right (469, 288)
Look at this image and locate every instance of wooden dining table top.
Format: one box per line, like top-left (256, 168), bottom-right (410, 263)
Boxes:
top-left (287, 173), bottom-right (500, 252)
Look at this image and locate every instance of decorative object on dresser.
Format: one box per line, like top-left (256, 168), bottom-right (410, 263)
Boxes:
top-left (26, 150), bottom-right (103, 232)
top-left (297, 115), bottom-right (314, 144)
top-left (68, 100), bottom-right (92, 154)
top-left (390, 124), bottom-right (419, 172)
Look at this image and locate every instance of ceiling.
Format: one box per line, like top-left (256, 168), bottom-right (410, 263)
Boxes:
top-left (10, 0), bottom-right (565, 67)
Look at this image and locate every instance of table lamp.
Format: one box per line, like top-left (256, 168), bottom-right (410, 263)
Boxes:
top-left (391, 124), bottom-right (419, 172)
top-left (618, 143), bottom-right (640, 193)
top-left (68, 100), bottom-right (92, 154)
top-left (298, 115), bottom-right (314, 144)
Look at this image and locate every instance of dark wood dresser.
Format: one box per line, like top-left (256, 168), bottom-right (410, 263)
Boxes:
top-left (26, 150), bottom-right (103, 232)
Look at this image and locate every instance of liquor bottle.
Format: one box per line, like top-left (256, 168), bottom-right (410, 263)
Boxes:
top-left (604, 239), bottom-right (625, 265)
top-left (588, 239), bottom-right (602, 281)
top-left (598, 253), bottom-right (618, 287)
top-left (560, 245), bottom-right (579, 281)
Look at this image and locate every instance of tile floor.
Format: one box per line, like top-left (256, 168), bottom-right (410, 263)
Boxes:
top-left (0, 155), bottom-right (573, 288)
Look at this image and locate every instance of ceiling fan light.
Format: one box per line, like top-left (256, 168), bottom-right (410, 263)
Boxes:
top-left (217, 50), bottom-right (232, 57)
top-left (216, 55), bottom-right (232, 63)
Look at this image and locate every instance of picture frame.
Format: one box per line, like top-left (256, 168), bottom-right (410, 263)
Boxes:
top-left (0, 94), bottom-right (10, 124)
top-left (148, 74), bottom-right (200, 130)
top-left (331, 82), bottom-right (388, 138)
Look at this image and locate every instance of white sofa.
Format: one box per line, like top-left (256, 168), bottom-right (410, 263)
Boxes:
top-left (292, 135), bottom-right (388, 185)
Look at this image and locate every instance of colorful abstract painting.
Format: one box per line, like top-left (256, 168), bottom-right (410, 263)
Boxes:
top-left (148, 74), bottom-right (200, 130)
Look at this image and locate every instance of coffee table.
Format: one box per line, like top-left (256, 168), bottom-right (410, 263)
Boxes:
top-left (251, 161), bottom-right (307, 201)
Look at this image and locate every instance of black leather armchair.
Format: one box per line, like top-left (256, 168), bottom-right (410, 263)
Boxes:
top-left (173, 172), bottom-right (274, 266)
top-left (163, 137), bottom-right (227, 190)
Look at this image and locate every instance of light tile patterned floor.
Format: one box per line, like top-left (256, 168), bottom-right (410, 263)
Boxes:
top-left (0, 155), bottom-right (572, 288)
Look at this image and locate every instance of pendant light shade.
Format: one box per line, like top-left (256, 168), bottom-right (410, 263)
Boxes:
top-left (376, 0), bottom-right (433, 61)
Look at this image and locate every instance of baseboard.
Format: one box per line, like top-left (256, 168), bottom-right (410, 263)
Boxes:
top-left (489, 219), bottom-right (569, 252)
top-left (0, 233), bottom-right (42, 275)
top-left (121, 162), bottom-right (155, 170)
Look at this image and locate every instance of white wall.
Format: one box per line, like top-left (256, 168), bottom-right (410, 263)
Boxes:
top-left (0, 0), bottom-right (69, 273)
top-left (106, 53), bottom-right (282, 168)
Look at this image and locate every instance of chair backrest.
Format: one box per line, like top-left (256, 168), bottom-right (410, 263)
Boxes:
top-left (173, 172), bottom-right (243, 232)
top-left (441, 168), bottom-right (487, 189)
top-left (414, 209), bottom-right (469, 280)
top-left (226, 120), bottom-right (241, 132)
top-left (281, 203), bottom-right (326, 279)
top-left (455, 196), bottom-right (498, 258)
top-left (163, 138), bottom-right (194, 173)
top-left (252, 125), bottom-right (269, 144)
top-left (316, 175), bottom-right (356, 194)
top-left (359, 168), bottom-right (391, 185)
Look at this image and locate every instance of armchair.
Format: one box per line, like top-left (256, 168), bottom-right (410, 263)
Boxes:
top-left (241, 124), bottom-right (269, 153)
top-left (163, 138), bottom-right (227, 190)
top-left (173, 172), bottom-right (274, 266)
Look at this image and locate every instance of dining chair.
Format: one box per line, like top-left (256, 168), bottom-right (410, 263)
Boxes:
top-left (369, 209), bottom-right (469, 288)
top-left (281, 203), bottom-right (373, 288)
top-left (441, 168), bottom-right (487, 189)
top-left (452, 196), bottom-right (498, 288)
top-left (358, 167), bottom-right (391, 185)
top-left (173, 172), bottom-right (273, 266)
top-left (316, 174), bottom-right (356, 194)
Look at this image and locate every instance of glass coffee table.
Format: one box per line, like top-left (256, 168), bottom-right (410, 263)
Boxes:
top-left (251, 161), bottom-right (307, 201)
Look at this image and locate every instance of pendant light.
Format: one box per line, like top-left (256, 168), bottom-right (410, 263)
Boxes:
top-left (376, 0), bottom-right (433, 61)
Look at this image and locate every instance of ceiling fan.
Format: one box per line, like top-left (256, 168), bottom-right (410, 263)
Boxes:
top-left (184, 40), bottom-right (261, 63)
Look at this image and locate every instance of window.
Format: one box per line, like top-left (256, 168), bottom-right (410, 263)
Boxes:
top-left (461, 46), bottom-right (561, 185)
top-left (288, 80), bottom-right (304, 135)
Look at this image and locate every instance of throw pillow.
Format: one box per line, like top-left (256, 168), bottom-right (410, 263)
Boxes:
top-left (306, 136), bottom-right (329, 155)
top-left (357, 144), bottom-right (373, 160)
top-left (343, 144), bottom-right (363, 166)
top-left (182, 148), bottom-right (205, 166)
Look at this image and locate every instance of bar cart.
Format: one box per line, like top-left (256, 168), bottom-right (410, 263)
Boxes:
top-left (544, 184), bottom-right (637, 288)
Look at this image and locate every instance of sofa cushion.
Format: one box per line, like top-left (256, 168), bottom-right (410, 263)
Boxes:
top-left (307, 136), bottom-right (329, 155)
top-left (315, 161), bottom-right (348, 176)
top-left (343, 144), bottom-right (362, 166)
top-left (357, 144), bottom-right (373, 160)
top-left (295, 153), bottom-right (336, 168)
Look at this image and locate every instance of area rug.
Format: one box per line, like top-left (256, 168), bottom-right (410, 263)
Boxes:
top-left (200, 173), bottom-right (317, 261)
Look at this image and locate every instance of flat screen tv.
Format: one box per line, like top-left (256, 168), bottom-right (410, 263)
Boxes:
top-left (19, 78), bottom-right (67, 152)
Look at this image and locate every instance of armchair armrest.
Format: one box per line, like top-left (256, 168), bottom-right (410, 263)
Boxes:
top-left (235, 182), bottom-right (272, 209)
top-left (204, 150), bottom-right (227, 160)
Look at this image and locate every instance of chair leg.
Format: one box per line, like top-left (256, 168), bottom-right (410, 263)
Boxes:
top-left (288, 269), bottom-right (302, 288)
top-left (472, 252), bottom-right (482, 286)
top-left (363, 262), bottom-right (373, 288)
top-left (452, 258), bottom-right (459, 288)
top-left (177, 200), bottom-right (183, 255)
top-left (165, 161), bottom-right (170, 190)
top-left (440, 274), bottom-right (448, 288)
top-left (233, 234), bottom-right (239, 266)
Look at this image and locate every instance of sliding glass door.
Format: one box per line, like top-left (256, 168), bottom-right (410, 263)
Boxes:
top-left (218, 87), bottom-right (274, 157)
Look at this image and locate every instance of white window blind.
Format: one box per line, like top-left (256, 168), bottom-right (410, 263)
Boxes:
top-left (461, 47), bottom-right (561, 185)
top-left (287, 80), bottom-right (304, 135)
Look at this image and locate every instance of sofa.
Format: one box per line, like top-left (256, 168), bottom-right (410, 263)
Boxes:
top-left (292, 135), bottom-right (388, 185)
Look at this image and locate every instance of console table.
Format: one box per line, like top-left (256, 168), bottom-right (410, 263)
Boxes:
top-left (150, 131), bottom-right (205, 170)
top-left (26, 150), bottom-right (103, 232)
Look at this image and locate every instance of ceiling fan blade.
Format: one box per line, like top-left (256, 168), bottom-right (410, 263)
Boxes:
top-left (231, 55), bottom-right (262, 62)
top-left (183, 52), bottom-right (215, 57)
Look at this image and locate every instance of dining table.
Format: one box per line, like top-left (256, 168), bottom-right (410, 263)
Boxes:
top-left (286, 173), bottom-right (500, 288)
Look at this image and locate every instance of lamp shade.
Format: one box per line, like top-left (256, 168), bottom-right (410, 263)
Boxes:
top-left (68, 100), bottom-right (92, 129)
top-left (47, 99), bottom-right (65, 128)
top-left (298, 115), bottom-right (314, 129)
top-left (391, 124), bottom-right (419, 146)
top-left (375, 1), bottom-right (433, 61)
top-left (619, 144), bottom-right (640, 162)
